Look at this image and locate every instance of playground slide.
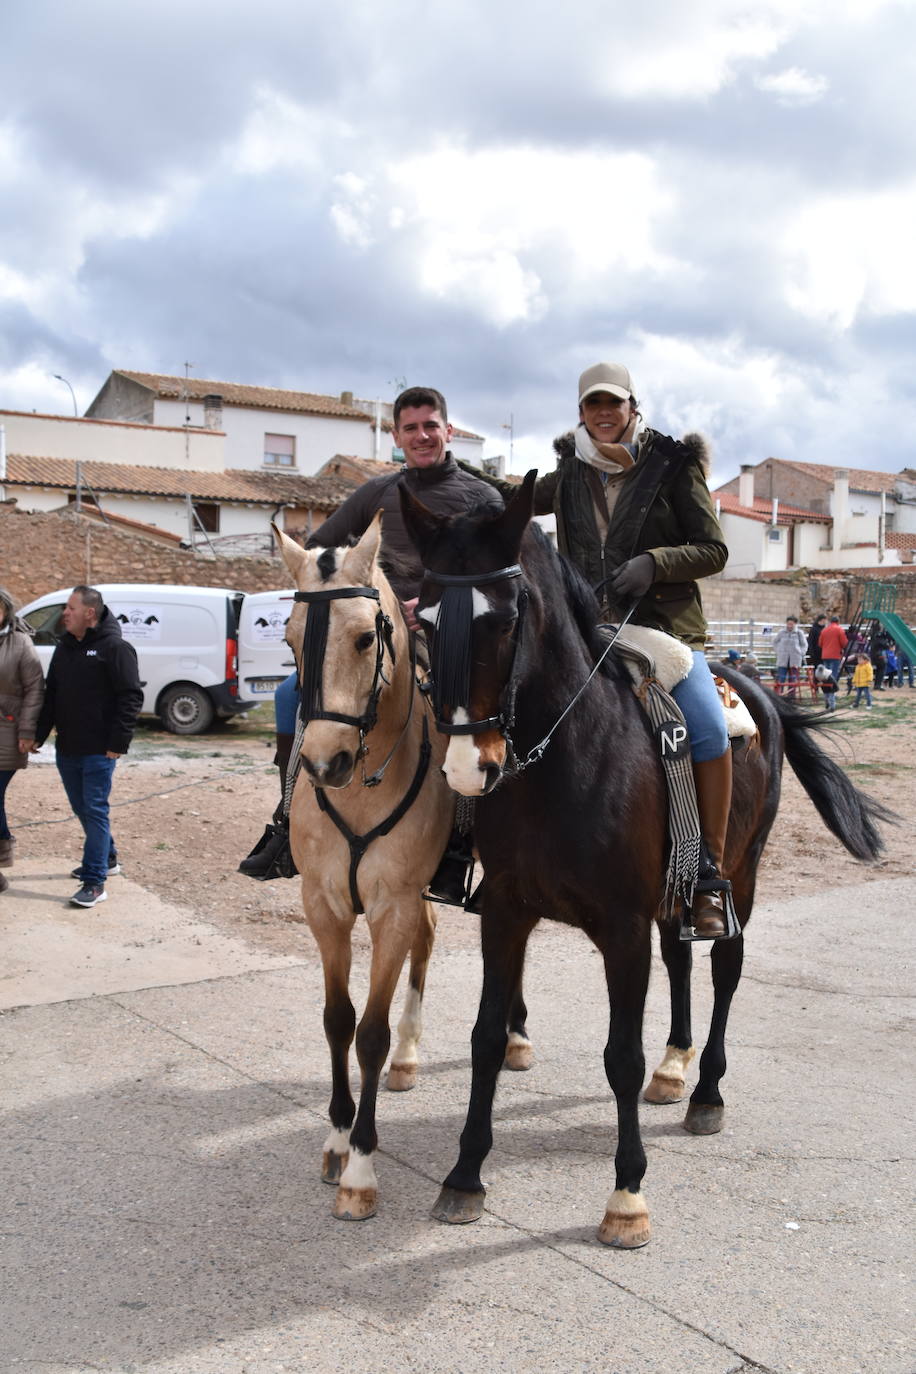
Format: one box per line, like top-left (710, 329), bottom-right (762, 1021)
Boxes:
top-left (874, 610), bottom-right (916, 664)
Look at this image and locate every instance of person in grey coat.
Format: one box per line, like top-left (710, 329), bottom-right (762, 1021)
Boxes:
top-left (0, 586), bottom-right (45, 893)
top-left (772, 616), bottom-right (808, 698)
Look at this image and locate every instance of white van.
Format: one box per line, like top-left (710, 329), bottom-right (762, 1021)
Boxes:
top-left (20, 583), bottom-right (255, 734)
top-left (237, 589), bottom-right (298, 701)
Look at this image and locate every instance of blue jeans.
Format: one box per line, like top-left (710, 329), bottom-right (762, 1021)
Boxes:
top-left (56, 754), bottom-right (118, 886)
top-left (821, 657), bottom-right (841, 684)
top-left (854, 687), bottom-right (872, 708)
top-left (671, 651), bottom-right (729, 763)
top-left (0, 769), bottom-right (14, 840)
top-left (274, 671), bottom-right (300, 735)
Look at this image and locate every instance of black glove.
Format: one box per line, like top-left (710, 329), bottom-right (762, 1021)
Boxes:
top-left (609, 553), bottom-right (656, 601)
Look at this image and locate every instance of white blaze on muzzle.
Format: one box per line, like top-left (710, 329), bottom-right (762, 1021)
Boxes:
top-left (443, 711), bottom-right (506, 795)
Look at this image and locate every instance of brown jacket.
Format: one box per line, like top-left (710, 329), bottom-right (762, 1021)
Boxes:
top-left (0, 625), bottom-right (45, 770)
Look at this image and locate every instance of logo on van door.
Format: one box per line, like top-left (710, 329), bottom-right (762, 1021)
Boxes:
top-left (111, 605), bottom-right (163, 641)
top-left (251, 608), bottom-right (290, 642)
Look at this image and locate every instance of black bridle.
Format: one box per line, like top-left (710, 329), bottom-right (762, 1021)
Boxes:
top-left (294, 583), bottom-right (394, 742)
top-left (421, 564), bottom-right (526, 737)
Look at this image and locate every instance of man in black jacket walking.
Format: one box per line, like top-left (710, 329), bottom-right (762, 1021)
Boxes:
top-left (35, 585), bottom-right (143, 908)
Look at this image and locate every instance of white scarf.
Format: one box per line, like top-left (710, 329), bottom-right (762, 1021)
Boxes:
top-left (574, 417), bottom-right (644, 475)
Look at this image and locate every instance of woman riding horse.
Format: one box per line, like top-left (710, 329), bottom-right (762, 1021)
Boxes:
top-left (468, 361), bottom-right (731, 938)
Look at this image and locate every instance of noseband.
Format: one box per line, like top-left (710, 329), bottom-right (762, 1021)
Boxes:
top-left (421, 564), bottom-right (526, 737)
top-left (294, 585), bottom-right (394, 738)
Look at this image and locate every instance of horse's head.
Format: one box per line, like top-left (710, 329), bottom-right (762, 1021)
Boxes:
top-left (400, 472), bottom-right (536, 796)
top-left (273, 517), bottom-right (400, 789)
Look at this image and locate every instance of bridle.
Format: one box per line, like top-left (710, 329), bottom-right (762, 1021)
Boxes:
top-left (421, 562), bottom-right (639, 777)
top-left (421, 564), bottom-right (527, 738)
top-left (293, 584), bottom-right (402, 786)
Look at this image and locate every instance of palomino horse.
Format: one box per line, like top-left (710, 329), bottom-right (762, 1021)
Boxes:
top-left (401, 473), bottom-right (888, 1247)
top-left (274, 519), bottom-right (455, 1221)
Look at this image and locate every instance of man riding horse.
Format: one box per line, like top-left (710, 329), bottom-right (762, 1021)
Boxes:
top-left (466, 362), bottom-right (732, 938)
top-left (238, 385), bottom-right (502, 895)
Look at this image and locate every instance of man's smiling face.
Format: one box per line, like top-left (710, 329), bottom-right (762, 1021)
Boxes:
top-left (393, 405), bottom-right (453, 469)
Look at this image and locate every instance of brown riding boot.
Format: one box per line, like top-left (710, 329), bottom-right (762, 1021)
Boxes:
top-left (688, 749), bottom-right (733, 939)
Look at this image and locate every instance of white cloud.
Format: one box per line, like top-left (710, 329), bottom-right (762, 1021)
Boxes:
top-left (755, 66), bottom-right (829, 104)
top-left (782, 182), bottom-right (916, 328)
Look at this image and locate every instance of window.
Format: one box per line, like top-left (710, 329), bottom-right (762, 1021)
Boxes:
top-left (22, 604), bottom-right (65, 645)
top-left (193, 502), bottom-right (220, 533)
top-left (264, 433), bottom-right (296, 467)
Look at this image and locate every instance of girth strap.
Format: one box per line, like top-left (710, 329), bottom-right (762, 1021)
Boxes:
top-left (314, 717), bottom-right (432, 914)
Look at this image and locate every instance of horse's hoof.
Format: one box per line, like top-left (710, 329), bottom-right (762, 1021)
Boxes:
top-left (387, 1061), bottom-right (418, 1092)
top-left (598, 1205), bottom-right (651, 1249)
top-left (431, 1186), bottom-right (486, 1225)
top-left (333, 1185), bottom-right (377, 1220)
top-left (643, 1071), bottom-right (687, 1104)
top-left (322, 1149), bottom-right (349, 1184)
top-left (683, 1103), bottom-right (725, 1135)
top-left (504, 1040), bottom-right (534, 1072)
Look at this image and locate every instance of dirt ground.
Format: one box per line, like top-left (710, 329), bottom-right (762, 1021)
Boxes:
top-left (10, 686), bottom-right (916, 958)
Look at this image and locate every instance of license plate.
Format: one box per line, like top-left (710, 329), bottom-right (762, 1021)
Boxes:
top-left (249, 678), bottom-right (284, 694)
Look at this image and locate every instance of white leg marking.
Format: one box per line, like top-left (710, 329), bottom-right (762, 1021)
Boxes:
top-left (393, 986), bottom-right (423, 1066)
top-left (654, 1045), bottom-right (695, 1079)
top-left (339, 1147), bottom-right (378, 1192)
top-left (604, 1188), bottom-right (647, 1216)
top-left (444, 711), bottom-right (486, 795)
top-left (323, 1126), bottom-right (351, 1156)
top-left (507, 1030), bottom-right (531, 1051)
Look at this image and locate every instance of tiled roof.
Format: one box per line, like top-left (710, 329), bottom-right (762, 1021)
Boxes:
top-left (715, 492), bottom-right (831, 525)
top-left (748, 458), bottom-right (899, 494)
top-left (4, 454), bottom-right (357, 509)
top-left (320, 454), bottom-right (402, 482)
top-left (115, 371), bottom-right (374, 421)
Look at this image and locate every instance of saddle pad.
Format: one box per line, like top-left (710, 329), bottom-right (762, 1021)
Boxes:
top-left (612, 624), bottom-right (757, 740)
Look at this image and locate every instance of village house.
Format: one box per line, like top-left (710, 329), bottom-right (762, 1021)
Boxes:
top-left (713, 459), bottom-right (916, 578)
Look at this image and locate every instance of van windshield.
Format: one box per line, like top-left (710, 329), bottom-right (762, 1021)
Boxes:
top-left (22, 604), bottom-right (65, 645)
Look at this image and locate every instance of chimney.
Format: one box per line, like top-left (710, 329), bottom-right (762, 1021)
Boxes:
top-left (832, 468), bottom-right (849, 552)
top-left (202, 394), bottom-right (223, 430)
top-left (738, 464), bottom-right (755, 509)
top-left (340, 390), bottom-right (354, 407)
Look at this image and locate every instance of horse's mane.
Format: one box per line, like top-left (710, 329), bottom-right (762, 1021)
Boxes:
top-left (521, 524), bottom-right (628, 684)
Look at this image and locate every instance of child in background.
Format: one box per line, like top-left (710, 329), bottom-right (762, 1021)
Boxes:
top-left (885, 645), bottom-right (899, 687)
top-left (852, 654), bottom-right (874, 710)
top-left (815, 661), bottom-right (838, 712)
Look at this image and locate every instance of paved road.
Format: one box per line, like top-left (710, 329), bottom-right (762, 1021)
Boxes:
top-left (1, 857), bottom-right (913, 1374)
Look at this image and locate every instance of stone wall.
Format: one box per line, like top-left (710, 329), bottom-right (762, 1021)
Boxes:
top-left (1, 502), bottom-right (288, 605)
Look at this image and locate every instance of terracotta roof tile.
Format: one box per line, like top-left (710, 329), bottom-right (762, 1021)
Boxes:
top-left (5, 454), bottom-right (357, 510)
top-left (115, 370), bottom-right (375, 421)
top-left (715, 491), bottom-right (831, 524)
top-left (749, 457), bottom-right (899, 494)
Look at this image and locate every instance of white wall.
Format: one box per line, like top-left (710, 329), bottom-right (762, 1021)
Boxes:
top-left (719, 513), bottom-right (766, 579)
top-left (155, 398), bottom-right (379, 472)
top-left (1, 411), bottom-right (226, 471)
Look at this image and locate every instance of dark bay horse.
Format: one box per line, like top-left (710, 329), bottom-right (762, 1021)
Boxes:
top-left (274, 519), bottom-right (455, 1221)
top-left (401, 473), bottom-right (888, 1247)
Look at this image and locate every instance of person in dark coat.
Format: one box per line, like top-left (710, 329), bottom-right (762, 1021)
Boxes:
top-left (807, 614), bottom-right (827, 668)
top-left (34, 585), bottom-right (143, 908)
top-left (465, 361), bottom-right (731, 938)
top-left (239, 386), bottom-right (504, 889)
top-left (0, 586), bottom-right (45, 894)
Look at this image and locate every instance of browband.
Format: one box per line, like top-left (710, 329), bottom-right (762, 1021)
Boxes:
top-left (294, 587), bottom-right (380, 604)
top-left (422, 565), bottom-right (522, 587)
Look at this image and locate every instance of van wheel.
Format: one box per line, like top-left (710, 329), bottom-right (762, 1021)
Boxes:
top-left (160, 685), bottom-right (215, 735)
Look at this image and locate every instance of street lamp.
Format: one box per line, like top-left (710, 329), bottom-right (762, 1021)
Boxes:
top-left (52, 373), bottom-right (78, 416)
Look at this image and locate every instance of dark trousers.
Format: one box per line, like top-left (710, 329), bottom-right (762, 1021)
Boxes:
top-left (0, 769), bottom-right (14, 839)
top-left (56, 754), bottom-right (118, 886)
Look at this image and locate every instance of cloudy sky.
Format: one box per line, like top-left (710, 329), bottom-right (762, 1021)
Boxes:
top-left (2, 0), bottom-right (915, 486)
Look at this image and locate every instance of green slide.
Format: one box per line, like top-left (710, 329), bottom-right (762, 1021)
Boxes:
top-left (874, 610), bottom-right (916, 663)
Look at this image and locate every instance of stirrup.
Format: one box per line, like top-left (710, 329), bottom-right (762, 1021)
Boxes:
top-left (424, 847), bottom-right (475, 907)
top-left (679, 873), bottom-right (741, 942)
top-left (238, 821), bottom-right (298, 881)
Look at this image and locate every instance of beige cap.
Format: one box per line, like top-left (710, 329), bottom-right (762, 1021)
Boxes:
top-left (578, 361), bottom-right (635, 405)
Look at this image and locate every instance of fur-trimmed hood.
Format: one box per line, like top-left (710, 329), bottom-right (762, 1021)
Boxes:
top-left (554, 426), bottom-right (712, 478)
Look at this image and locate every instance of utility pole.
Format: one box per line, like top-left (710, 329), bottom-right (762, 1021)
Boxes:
top-left (501, 413), bottom-right (514, 469)
top-left (183, 361), bottom-right (194, 466)
top-left (52, 374), bottom-right (78, 415)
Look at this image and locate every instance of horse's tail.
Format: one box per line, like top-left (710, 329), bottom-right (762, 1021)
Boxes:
top-left (770, 693), bottom-right (895, 861)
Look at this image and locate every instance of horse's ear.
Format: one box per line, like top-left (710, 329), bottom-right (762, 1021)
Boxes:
top-left (342, 512), bottom-right (382, 584)
top-left (498, 470), bottom-right (537, 550)
top-left (399, 484), bottom-right (445, 559)
top-left (272, 523), bottom-right (309, 582)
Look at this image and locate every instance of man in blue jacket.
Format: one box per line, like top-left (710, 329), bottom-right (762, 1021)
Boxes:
top-left (35, 585), bottom-right (143, 908)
